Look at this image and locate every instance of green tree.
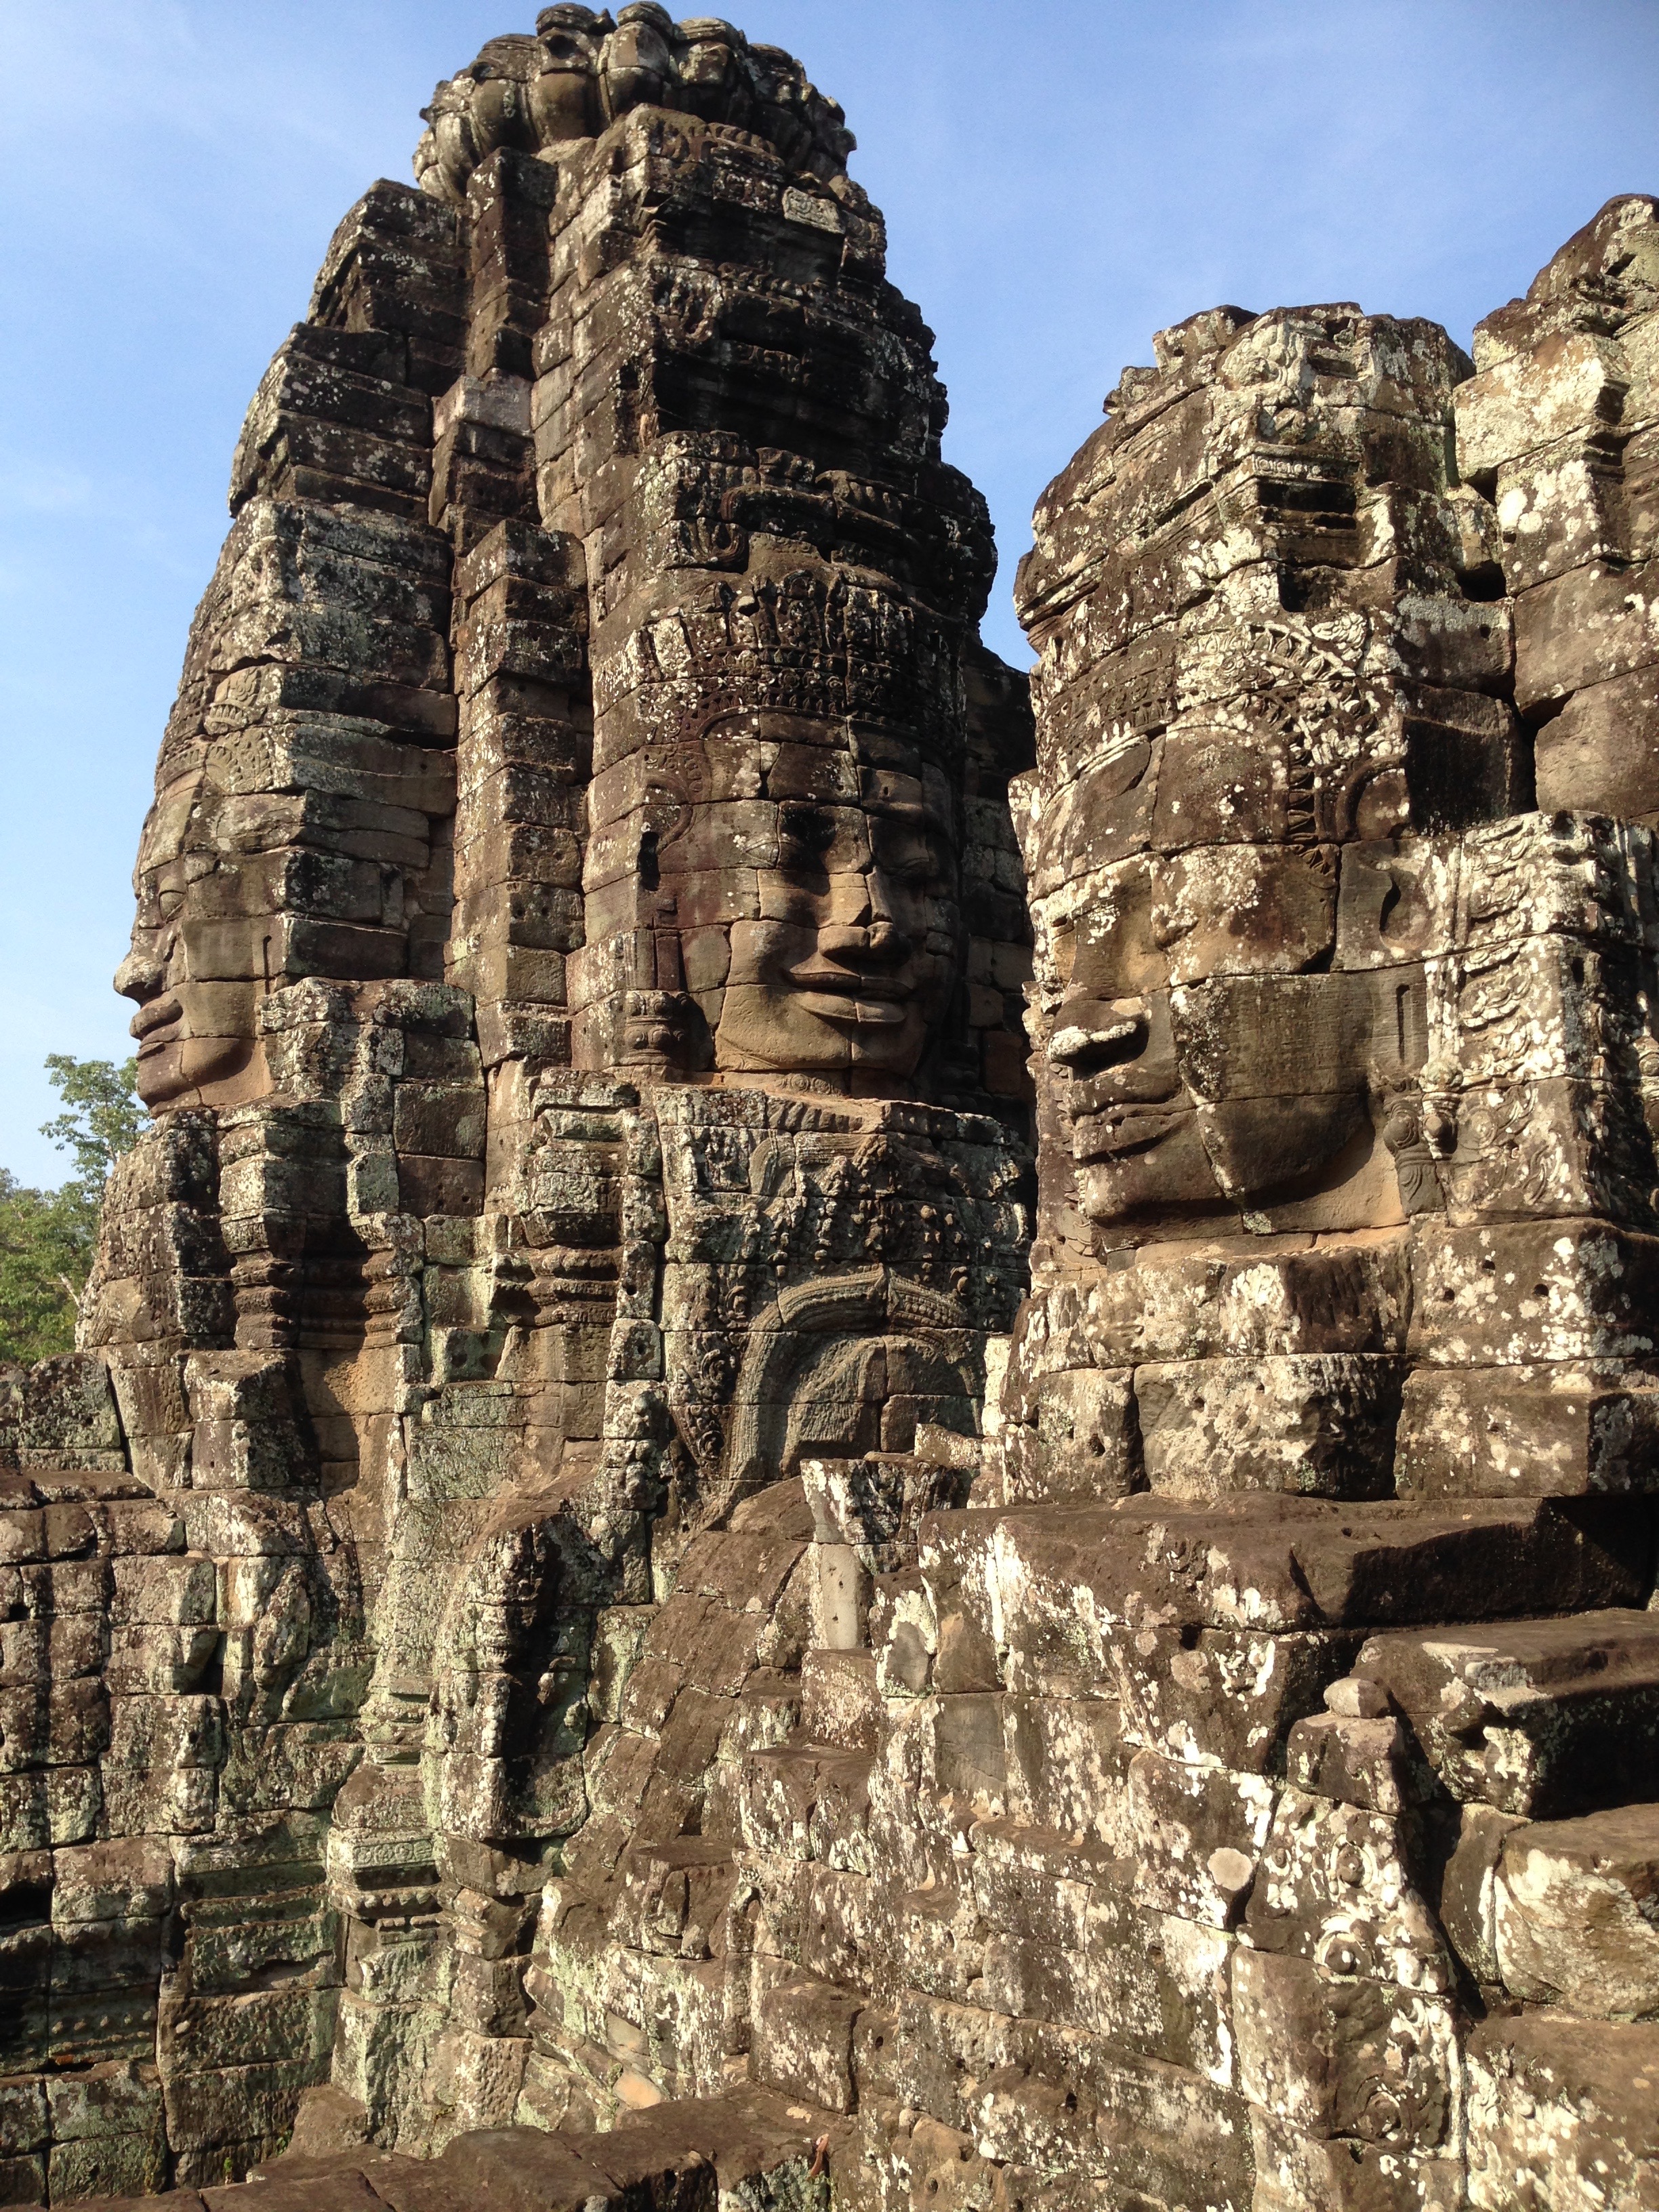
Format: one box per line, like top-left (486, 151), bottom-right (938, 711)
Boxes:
top-left (41, 1052), bottom-right (146, 1185)
top-left (0, 1057), bottom-right (142, 1366)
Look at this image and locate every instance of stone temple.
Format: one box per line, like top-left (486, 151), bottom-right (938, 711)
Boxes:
top-left (3, 10), bottom-right (1659, 2209)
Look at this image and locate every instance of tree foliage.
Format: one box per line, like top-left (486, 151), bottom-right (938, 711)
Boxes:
top-left (41, 1052), bottom-right (145, 1190)
top-left (0, 1057), bottom-right (142, 1366)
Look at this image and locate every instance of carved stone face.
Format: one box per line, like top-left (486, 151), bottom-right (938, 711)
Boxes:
top-left (115, 788), bottom-right (266, 1111)
top-left (1020, 730), bottom-right (1372, 1223)
top-left (714, 749), bottom-right (960, 1078)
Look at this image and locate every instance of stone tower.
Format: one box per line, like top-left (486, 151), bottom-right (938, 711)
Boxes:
top-left (1, 16), bottom-right (1657, 2212)
top-left (2, 8), bottom-right (1033, 2188)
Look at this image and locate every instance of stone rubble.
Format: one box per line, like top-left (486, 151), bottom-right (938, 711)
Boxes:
top-left (2, 12), bottom-right (1658, 2211)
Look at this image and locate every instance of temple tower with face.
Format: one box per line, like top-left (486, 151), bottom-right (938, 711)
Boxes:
top-left (3, 8), bottom-right (1033, 2179)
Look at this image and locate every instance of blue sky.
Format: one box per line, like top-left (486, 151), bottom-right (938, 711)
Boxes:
top-left (2, 0), bottom-right (1655, 1183)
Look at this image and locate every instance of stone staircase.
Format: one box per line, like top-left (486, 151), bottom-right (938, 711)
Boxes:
top-left (718, 1445), bottom-right (1659, 2211)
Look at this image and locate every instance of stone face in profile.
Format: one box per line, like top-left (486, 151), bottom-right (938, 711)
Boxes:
top-left (989, 210), bottom-right (1659, 2212)
top-left (1015, 305), bottom-right (1521, 1244)
top-left (115, 809), bottom-right (270, 1111)
top-left (110, 495), bottom-right (459, 1110)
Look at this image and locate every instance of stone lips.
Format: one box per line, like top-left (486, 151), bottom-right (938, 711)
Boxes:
top-left (3, 19), bottom-right (1659, 2212)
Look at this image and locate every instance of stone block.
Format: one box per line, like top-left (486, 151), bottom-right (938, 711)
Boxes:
top-left (739, 1744), bottom-right (874, 1876)
top-left (1245, 1788), bottom-right (1453, 1993)
top-left (1407, 1219), bottom-right (1659, 1366)
top-left (1397, 1365), bottom-right (1659, 1498)
top-left (1359, 1608), bottom-right (1659, 1815)
top-left (109, 1553), bottom-right (219, 1627)
top-left (1250, 2111), bottom-right (1462, 2212)
top-left (1466, 2011), bottom-right (1659, 2210)
top-left (1491, 1800), bottom-right (1659, 2014)
top-left (1455, 330), bottom-right (1629, 478)
top-left (800, 1650), bottom-right (884, 1754)
top-left (1513, 555), bottom-right (1659, 711)
top-left (1535, 660), bottom-right (1659, 817)
top-left (1494, 441), bottom-right (1627, 592)
top-left (749, 1963), bottom-right (861, 2112)
top-left (397, 1154), bottom-right (485, 1216)
top-left (0, 2153), bottom-right (44, 2205)
top-left (1233, 1948), bottom-right (1458, 2152)
top-left (1000, 1695), bottom-right (1130, 1845)
top-left (1126, 1750), bottom-right (1276, 1927)
top-left (1284, 1708), bottom-right (1425, 1816)
top-left (1111, 1624), bottom-right (1359, 1774)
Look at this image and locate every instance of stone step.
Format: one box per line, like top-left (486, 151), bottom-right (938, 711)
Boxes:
top-left (58, 2089), bottom-right (842, 2212)
top-left (1358, 1607), bottom-right (1659, 1815)
top-left (598, 2085), bottom-right (840, 2187)
top-left (1489, 1798), bottom-right (1659, 2014)
top-left (0, 1465), bottom-right (152, 1504)
top-left (433, 2122), bottom-right (679, 2211)
top-left (917, 1496), bottom-right (1656, 1702)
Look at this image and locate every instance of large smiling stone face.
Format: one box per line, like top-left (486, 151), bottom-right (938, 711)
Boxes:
top-left (577, 702), bottom-right (966, 1088)
top-left (1015, 724), bottom-right (1380, 1227)
top-left (113, 776), bottom-right (269, 1112)
top-left (714, 741), bottom-right (960, 1078)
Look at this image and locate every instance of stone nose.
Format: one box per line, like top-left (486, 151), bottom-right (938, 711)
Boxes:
top-left (113, 948), bottom-right (165, 1004)
top-left (820, 920), bottom-right (912, 966)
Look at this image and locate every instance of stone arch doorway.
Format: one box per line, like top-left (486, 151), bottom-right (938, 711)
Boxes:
top-left (718, 1265), bottom-right (983, 1521)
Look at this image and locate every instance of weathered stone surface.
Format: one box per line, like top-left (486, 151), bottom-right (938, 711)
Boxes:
top-left (7, 28), bottom-right (1659, 2212)
top-left (1465, 2010), bottom-right (1659, 2210)
top-left (1491, 1801), bottom-right (1659, 2015)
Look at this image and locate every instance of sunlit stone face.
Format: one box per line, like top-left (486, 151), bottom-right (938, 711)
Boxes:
top-left (712, 743), bottom-right (960, 1079)
top-left (1019, 729), bottom-right (1374, 1224)
top-left (114, 787), bottom-right (266, 1111)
